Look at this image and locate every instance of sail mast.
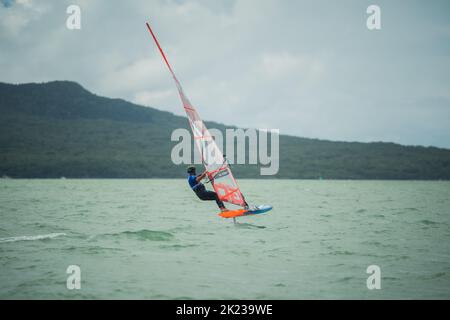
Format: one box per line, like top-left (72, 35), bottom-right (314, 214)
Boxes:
top-left (145, 22), bottom-right (247, 207)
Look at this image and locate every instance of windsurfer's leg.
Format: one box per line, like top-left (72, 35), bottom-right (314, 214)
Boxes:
top-left (213, 193), bottom-right (225, 209)
top-left (208, 191), bottom-right (225, 210)
top-left (196, 190), bottom-right (225, 209)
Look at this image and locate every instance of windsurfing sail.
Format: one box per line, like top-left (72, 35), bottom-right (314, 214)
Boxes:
top-left (145, 22), bottom-right (247, 208)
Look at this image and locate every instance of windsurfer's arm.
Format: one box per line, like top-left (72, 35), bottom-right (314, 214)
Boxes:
top-left (196, 171), bottom-right (208, 183)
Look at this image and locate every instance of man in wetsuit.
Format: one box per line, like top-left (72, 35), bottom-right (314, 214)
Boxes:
top-left (187, 166), bottom-right (228, 212)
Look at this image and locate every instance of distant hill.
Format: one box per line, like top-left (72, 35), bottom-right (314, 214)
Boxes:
top-left (1, 81), bottom-right (449, 179)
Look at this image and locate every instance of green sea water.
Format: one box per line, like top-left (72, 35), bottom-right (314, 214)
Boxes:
top-left (0, 179), bottom-right (449, 299)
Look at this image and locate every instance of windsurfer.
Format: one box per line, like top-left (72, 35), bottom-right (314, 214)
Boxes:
top-left (187, 166), bottom-right (228, 212)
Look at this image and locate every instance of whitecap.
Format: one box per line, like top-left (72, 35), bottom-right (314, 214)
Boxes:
top-left (0, 233), bottom-right (66, 243)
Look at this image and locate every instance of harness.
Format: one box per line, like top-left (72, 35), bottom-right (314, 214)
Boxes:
top-left (188, 174), bottom-right (205, 192)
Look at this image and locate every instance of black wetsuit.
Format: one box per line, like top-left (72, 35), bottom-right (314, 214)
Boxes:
top-left (188, 174), bottom-right (225, 209)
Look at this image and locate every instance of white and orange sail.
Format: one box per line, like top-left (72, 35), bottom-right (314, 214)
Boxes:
top-left (146, 22), bottom-right (247, 208)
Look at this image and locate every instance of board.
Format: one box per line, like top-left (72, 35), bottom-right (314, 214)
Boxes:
top-left (218, 205), bottom-right (273, 219)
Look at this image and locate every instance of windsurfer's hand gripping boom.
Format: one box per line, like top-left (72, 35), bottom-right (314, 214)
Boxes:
top-left (196, 170), bottom-right (209, 183)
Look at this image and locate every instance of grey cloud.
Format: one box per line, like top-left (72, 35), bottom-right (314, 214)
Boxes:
top-left (0, 0), bottom-right (449, 148)
top-left (1, 0), bottom-right (14, 8)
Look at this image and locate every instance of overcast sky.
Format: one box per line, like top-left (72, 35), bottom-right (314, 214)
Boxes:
top-left (1, 0), bottom-right (449, 148)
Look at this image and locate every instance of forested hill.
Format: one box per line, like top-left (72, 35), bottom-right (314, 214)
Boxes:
top-left (1, 81), bottom-right (449, 179)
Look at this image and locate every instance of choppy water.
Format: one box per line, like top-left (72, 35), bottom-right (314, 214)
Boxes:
top-left (0, 179), bottom-right (449, 299)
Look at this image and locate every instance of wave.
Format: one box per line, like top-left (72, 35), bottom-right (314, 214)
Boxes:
top-left (428, 272), bottom-right (447, 279)
top-left (420, 219), bottom-right (439, 226)
top-left (158, 244), bottom-right (198, 250)
top-left (335, 276), bottom-right (353, 283)
top-left (417, 272), bottom-right (448, 280)
top-left (0, 233), bottom-right (66, 243)
top-left (62, 245), bottom-right (124, 254)
top-left (329, 250), bottom-right (355, 256)
top-left (106, 229), bottom-right (174, 241)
